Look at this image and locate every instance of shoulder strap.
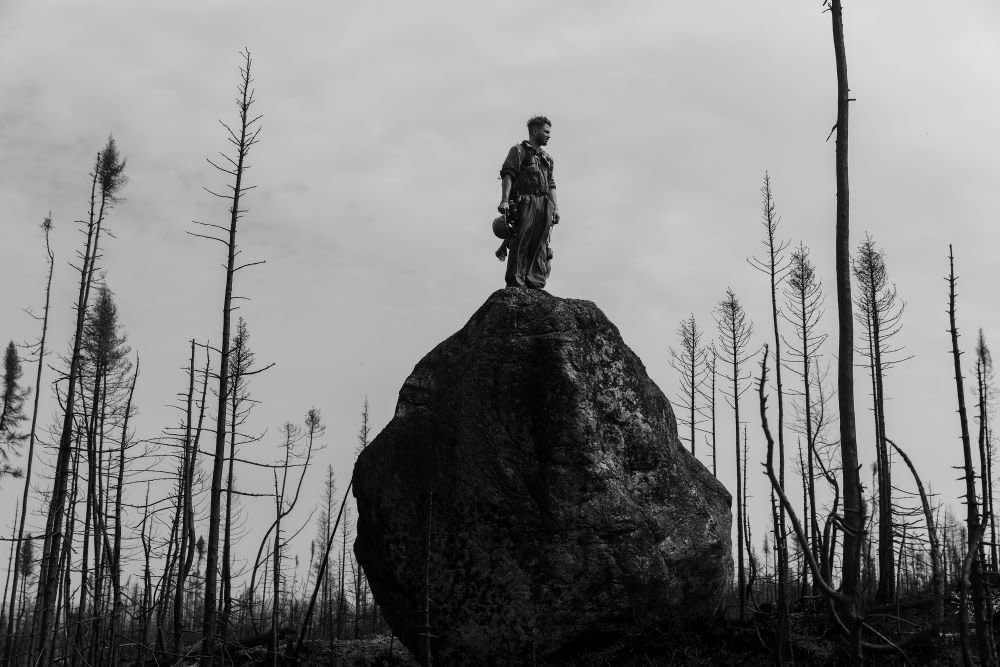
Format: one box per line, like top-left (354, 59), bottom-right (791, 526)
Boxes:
top-left (519, 143), bottom-right (534, 170)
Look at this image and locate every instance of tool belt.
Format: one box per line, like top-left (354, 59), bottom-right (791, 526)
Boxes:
top-left (513, 189), bottom-right (551, 199)
top-left (507, 191), bottom-right (552, 227)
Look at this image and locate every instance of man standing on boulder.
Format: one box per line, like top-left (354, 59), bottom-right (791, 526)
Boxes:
top-left (498, 116), bottom-right (560, 289)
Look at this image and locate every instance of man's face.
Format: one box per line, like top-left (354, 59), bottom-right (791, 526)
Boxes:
top-left (531, 123), bottom-right (551, 146)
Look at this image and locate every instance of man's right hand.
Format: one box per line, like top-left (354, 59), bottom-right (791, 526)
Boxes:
top-left (497, 200), bottom-right (510, 215)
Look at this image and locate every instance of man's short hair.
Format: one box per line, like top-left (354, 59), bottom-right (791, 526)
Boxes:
top-left (527, 115), bottom-right (551, 130)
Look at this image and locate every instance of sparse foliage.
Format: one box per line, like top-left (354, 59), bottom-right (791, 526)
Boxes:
top-left (669, 314), bottom-right (706, 456)
top-left (853, 234), bottom-right (907, 603)
top-left (715, 288), bottom-right (754, 622)
top-left (0, 341), bottom-right (29, 468)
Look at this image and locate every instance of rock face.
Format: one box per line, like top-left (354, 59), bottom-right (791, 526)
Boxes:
top-left (353, 288), bottom-right (732, 664)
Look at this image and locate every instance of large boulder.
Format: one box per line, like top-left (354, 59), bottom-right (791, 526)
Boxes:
top-left (353, 288), bottom-right (732, 664)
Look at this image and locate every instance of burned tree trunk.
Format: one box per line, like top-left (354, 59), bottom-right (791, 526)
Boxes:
top-left (34, 139), bottom-right (126, 662)
top-left (827, 0), bottom-right (865, 658)
top-left (715, 289), bottom-right (753, 622)
top-left (5, 216), bottom-right (55, 665)
top-left (197, 49), bottom-right (262, 662)
top-left (947, 245), bottom-right (996, 666)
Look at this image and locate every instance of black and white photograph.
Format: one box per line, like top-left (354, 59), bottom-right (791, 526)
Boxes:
top-left (1, 1), bottom-right (999, 664)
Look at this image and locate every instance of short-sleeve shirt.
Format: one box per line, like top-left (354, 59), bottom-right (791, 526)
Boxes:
top-left (500, 141), bottom-right (556, 196)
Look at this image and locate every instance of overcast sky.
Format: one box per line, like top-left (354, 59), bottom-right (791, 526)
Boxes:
top-left (2, 1), bottom-right (999, 578)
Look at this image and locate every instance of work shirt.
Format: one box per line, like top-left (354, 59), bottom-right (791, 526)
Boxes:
top-left (500, 141), bottom-right (556, 197)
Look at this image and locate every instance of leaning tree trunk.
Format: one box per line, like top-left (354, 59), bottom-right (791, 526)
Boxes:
top-left (5, 222), bottom-right (54, 665)
top-left (34, 162), bottom-right (106, 662)
top-left (887, 438), bottom-right (943, 635)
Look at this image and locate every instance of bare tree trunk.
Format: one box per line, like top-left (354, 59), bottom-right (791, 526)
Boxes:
top-left (989, 417), bottom-right (998, 571)
top-left (293, 473), bottom-right (353, 658)
top-left (35, 164), bottom-right (100, 658)
top-left (35, 141), bottom-right (121, 662)
top-left (79, 351), bottom-right (104, 665)
top-left (857, 243), bottom-right (895, 604)
top-left (139, 489), bottom-right (153, 667)
top-left (5, 218), bottom-right (54, 665)
top-left (988, 410), bottom-right (998, 571)
top-left (174, 341), bottom-right (208, 654)
top-left (886, 438), bottom-right (943, 635)
top-left (828, 1), bottom-right (864, 659)
top-left (72, 371), bottom-right (97, 666)
top-left (755, 173), bottom-right (790, 659)
top-left (976, 334), bottom-right (997, 570)
top-left (156, 473), bottom-right (181, 654)
top-left (689, 335), bottom-right (696, 456)
top-left (55, 435), bottom-right (84, 665)
top-left (799, 441), bottom-right (810, 596)
top-left (872, 314), bottom-right (893, 605)
top-left (92, 389), bottom-right (109, 666)
top-left (975, 346), bottom-right (995, 637)
top-left (800, 263), bottom-right (822, 592)
top-left (93, 374), bottom-right (113, 667)
top-left (743, 425), bottom-right (755, 609)
top-left (0, 504), bottom-right (17, 660)
top-left (759, 347), bottom-right (866, 659)
top-left (108, 359), bottom-right (138, 667)
top-left (715, 291), bottom-right (753, 622)
top-left (959, 524), bottom-right (989, 667)
top-left (733, 355), bottom-right (745, 623)
top-left (326, 468), bottom-right (334, 644)
top-left (948, 245), bottom-right (996, 666)
top-left (219, 372), bottom-right (238, 641)
top-left (670, 316), bottom-right (703, 458)
top-left (201, 49), bottom-right (261, 663)
top-left (709, 348), bottom-right (717, 477)
top-left (271, 505), bottom-right (281, 667)
top-left (339, 518), bottom-right (347, 640)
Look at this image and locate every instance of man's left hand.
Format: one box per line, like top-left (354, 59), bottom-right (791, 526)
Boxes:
top-left (552, 209), bottom-right (560, 224)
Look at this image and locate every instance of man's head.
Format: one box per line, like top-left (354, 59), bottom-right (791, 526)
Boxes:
top-left (527, 116), bottom-right (551, 146)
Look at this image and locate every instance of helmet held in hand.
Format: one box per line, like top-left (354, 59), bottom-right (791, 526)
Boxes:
top-left (492, 215), bottom-right (513, 240)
